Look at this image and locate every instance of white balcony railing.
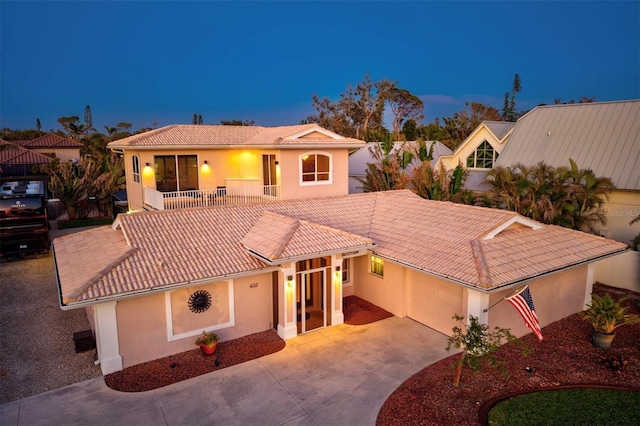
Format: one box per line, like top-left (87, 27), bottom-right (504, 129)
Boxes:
top-left (143, 185), bottom-right (281, 210)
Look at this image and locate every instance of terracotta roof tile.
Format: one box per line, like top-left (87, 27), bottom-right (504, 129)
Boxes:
top-left (54, 190), bottom-right (628, 305)
top-left (0, 141), bottom-right (53, 165)
top-left (22, 133), bottom-right (83, 148)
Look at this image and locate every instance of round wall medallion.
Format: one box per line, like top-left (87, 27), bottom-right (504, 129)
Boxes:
top-left (188, 290), bottom-right (212, 313)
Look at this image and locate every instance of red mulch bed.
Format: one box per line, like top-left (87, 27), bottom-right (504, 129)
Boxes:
top-left (376, 283), bottom-right (640, 425)
top-left (105, 296), bottom-right (391, 392)
top-left (105, 330), bottom-right (285, 392)
top-left (344, 295), bottom-right (394, 325)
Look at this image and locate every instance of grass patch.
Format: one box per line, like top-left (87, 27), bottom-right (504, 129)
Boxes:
top-left (56, 217), bottom-right (113, 229)
top-left (488, 388), bottom-right (640, 425)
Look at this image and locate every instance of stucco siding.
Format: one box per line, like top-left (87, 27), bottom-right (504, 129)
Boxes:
top-left (596, 250), bottom-right (640, 292)
top-left (279, 149), bottom-right (349, 200)
top-left (406, 269), bottom-right (464, 335)
top-left (350, 256), bottom-right (406, 318)
top-left (115, 274), bottom-right (273, 369)
top-left (598, 190), bottom-right (640, 244)
top-left (488, 266), bottom-right (587, 338)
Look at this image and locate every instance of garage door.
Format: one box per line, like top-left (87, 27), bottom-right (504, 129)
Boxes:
top-left (407, 271), bottom-right (464, 335)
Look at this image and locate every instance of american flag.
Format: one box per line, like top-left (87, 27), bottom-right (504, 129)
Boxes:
top-left (505, 285), bottom-right (543, 341)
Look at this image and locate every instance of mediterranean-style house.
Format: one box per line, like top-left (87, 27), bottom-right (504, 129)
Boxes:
top-left (12, 133), bottom-right (83, 162)
top-left (0, 140), bottom-right (54, 178)
top-left (106, 124), bottom-right (364, 212)
top-left (348, 141), bottom-right (453, 193)
top-left (53, 182), bottom-right (627, 374)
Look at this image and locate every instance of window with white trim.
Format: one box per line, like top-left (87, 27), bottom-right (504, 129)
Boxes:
top-left (370, 256), bottom-right (384, 277)
top-left (132, 155), bottom-right (141, 183)
top-left (300, 152), bottom-right (331, 184)
top-left (466, 140), bottom-right (499, 169)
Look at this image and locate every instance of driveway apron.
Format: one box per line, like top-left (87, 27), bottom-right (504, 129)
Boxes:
top-left (0, 317), bottom-right (450, 426)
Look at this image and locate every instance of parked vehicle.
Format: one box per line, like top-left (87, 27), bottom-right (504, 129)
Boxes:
top-left (0, 181), bottom-right (50, 258)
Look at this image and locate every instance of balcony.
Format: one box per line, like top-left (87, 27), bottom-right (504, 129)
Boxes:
top-left (144, 185), bottom-right (281, 210)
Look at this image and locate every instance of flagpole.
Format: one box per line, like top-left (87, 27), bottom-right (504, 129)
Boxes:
top-left (482, 285), bottom-right (529, 313)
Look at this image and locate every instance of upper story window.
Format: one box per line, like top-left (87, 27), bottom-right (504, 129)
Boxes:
top-left (132, 155), bottom-right (141, 183)
top-left (370, 255), bottom-right (384, 277)
top-left (466, 140), bottom-right (498, 169)
top-left (300, 152), bottom-right (332, 185)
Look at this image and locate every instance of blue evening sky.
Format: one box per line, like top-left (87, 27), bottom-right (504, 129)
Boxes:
top-left (1, 0), bottom-right (638, 133)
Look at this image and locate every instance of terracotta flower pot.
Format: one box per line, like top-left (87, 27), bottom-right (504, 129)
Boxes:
top-left (592, 330), bottom-right (615, 349)
top-left (199, 343), bottom-right (217, 356)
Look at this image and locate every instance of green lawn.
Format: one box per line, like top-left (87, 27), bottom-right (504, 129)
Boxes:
top-left (488, 388), bottom-right (640, 425)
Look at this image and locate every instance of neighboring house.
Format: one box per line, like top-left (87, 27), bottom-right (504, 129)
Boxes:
top-left (53, 189), bottom-right (627, 374)
top-left (494, 100), bottom-right (640, 245)
top-left (348, 141), bottom-right (453, 193)
top-left (107, 124), bottom-right (364, 212)
top-left (435, 121), bottom-right (515, 191)
top-left (0, 139), bottom-right (53, 179)
top-left (13, 133), bottom-right (83, 162)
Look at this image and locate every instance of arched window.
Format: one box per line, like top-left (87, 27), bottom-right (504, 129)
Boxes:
top-left (132, 155), bottom-right (141, 183)
top-left (466, 140), bottom-right (498, 169)
top-left (300, 152), bottom-right (332, 185)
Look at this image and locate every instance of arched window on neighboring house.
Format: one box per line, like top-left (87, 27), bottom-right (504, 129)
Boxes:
top-left (300, 152), bottom-right (332, 185)
top-left (132, 155), bottom-right (141, 183)
top-left (466, 140), bottom-right (499, 169)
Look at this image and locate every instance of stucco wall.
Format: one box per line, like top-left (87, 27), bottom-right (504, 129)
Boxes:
top-left (115, 273), bottom-right (273, 368)
top-left (595, 250), bottom-right (640, 292)
top-left (279, 149), bottom-right (349, 200)
top-left (350, 256), bottom-right (406, 318)
top-left (488, 266), bottom-right (587, 338)
top-left (406, 268), bottom-right (464, 335)
top-left (598, 190), bottom-right (639, 245)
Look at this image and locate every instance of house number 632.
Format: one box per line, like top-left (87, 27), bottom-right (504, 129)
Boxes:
top-left (249, 283), bottom-right (259, 288)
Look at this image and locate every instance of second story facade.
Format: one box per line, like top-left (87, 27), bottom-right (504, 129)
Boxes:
top-left (107, 124), bottom-right (365, 212)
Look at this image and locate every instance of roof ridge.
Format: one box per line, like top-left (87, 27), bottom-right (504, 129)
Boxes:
top-left (297, 218), bottom-right (373, 243)
top-left (470, 239), bottom-right (492, 288)
top-left (268, 213), bottom-right (300, 260)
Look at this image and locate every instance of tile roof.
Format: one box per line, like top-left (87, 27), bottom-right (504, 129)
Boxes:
top-left (107, 124), bottom-right (365, 149)
top-left (0, 141), bottom-right (54, 165)
top-left (240, 211), bottom-right (375, 262)
top-left (54, 190), bottom-right (628, 306)
top-left (496, 100), bottom-right (640, 190)
top-left (21, 133), bottom-right (83, 148)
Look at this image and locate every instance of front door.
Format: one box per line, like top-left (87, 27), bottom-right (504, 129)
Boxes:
top-left (296, 267), bottom-right (327, 334)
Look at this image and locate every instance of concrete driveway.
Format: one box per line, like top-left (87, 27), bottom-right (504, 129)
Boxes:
top-left (1, 317), bottom-right (450, 426)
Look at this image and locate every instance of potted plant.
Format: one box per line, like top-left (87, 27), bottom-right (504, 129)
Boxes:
top-left (195, 330), bottom-right (219, 356)
top-left (582, 293), bottom-right (640, 349)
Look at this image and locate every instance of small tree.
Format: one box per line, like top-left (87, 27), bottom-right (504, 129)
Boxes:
top-left (445, 314), bottom-right (515, 387)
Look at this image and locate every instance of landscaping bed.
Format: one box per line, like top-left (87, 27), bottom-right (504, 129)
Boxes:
top-left (376, 283), bottom-right (640, 425)
top-left (105, 295), bottom-right (393, 392)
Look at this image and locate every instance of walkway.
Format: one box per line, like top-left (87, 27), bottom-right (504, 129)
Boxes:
top-left (1, 317), bottom-right (450, 426)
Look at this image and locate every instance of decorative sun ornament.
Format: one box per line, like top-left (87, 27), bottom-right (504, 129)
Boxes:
top-left (188, 290), bottom-right (212, 313)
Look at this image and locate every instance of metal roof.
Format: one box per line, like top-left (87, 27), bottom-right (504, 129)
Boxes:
top-left (496, 100), bottom-right (640, 190)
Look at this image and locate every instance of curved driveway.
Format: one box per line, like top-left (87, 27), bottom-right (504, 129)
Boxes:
top-left (1, 317), bottom-right (449, 426)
